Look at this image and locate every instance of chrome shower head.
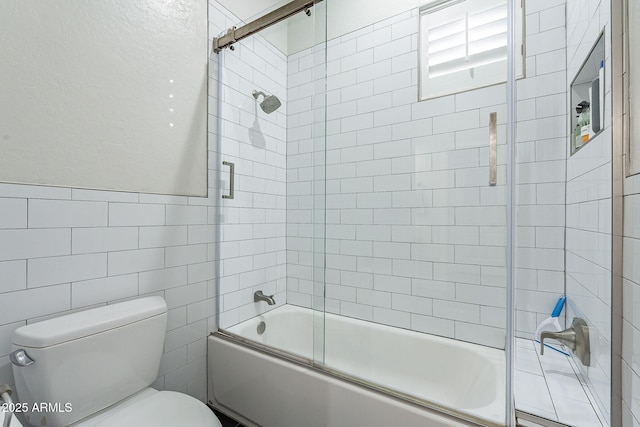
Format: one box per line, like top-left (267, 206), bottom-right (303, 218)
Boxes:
top-left (252, 90), bottom-right (281, 114)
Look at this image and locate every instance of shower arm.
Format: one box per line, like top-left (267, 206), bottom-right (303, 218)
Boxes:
top-left (213, 0), bottom-right (323, 53)
top-left (252, 90), bottom-right (267, 100)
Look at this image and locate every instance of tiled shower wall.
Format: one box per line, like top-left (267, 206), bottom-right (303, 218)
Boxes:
top-left (213, 3), bottom-right (288, 329)
top-left (514, 0), bottom-right (568, 339)
top-left (287, 3), bottom-right (570, 349)
top-left (287, 9), bottom-right (510, 349)
top-left (564, 0), bottom-right (613, 420)
top-left (0, 0), bottom-right (283, 403)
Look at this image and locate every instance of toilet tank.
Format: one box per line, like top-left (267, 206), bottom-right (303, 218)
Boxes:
top-left (11, 296), bottom-right (167, 427)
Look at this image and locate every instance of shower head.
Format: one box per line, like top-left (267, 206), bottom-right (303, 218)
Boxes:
top-left (252, 90), bottom-right (281, 114)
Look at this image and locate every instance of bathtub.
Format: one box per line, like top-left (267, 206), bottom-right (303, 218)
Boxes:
top-left (208, 305), bottom-right (506, 427)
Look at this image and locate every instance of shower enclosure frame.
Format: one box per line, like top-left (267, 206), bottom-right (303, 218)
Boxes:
top-left (210, 1), bottom-right (521, 426)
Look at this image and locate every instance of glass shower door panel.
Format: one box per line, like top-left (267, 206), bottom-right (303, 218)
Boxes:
top-left (214, 19), bottom-right (289, 342)
top-left (319, 1), bottom-right (510, 425)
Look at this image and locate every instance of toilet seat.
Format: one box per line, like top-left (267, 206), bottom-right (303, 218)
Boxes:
top-left (73, 388), bottom-right (222, 427)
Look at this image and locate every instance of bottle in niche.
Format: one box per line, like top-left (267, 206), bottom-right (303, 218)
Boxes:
top-left (575, 100), bottom-right (590, 150)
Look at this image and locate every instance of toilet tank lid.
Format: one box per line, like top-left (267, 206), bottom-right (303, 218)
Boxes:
top-left (12, 296), bottom-right (167, 348)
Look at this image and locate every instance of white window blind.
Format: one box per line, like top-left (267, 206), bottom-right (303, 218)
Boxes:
top-left (419, 0), bottom-right (523, 100)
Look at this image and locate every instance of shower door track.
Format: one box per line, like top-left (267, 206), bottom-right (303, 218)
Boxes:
top-left (212, 0), bottom-right (323, 53)
top-left (210, 330), bottom-right (496, 427)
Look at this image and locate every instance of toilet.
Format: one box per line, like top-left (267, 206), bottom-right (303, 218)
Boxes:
top-left (10, 296), bottom-right (222, 427)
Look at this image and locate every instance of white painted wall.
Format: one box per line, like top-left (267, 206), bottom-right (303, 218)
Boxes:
top-left (0, 0), bottom-right (208, 196)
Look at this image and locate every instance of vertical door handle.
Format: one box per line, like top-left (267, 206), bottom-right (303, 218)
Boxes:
top-left (222, 161), bottom-right (234, 199)
top-left (489, 112), bottom-right (497, 186)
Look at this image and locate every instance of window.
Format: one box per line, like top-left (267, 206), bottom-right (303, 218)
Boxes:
top-left (419, 0), bottom-right (523, 100)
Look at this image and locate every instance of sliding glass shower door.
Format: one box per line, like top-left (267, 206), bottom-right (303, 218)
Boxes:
top-left (213, 0), bottom-right (519, 425)
top-left (315, 1), bottom-right (515, 425)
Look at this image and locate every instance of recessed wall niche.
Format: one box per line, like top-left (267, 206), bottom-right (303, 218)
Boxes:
top-left (569, 33), bottom-right (605, 156)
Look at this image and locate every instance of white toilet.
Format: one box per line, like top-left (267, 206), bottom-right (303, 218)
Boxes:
top-left (10, 296), bottom-right (222, 427)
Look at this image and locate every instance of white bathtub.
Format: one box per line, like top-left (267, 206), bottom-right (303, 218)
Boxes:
top-left (208, 305), bottom-right (506, 427)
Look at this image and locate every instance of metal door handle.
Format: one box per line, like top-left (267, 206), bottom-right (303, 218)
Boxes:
top-left (222, 161), bottom-right (235, 199)
top-left (489, 112), bottom-right (497, 186)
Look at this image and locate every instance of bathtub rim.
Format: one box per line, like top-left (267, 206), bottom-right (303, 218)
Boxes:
top-left (212, 315), bottom-right (505, 427)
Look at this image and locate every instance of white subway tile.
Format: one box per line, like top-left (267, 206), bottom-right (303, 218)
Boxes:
top-left (456, 283), bottom-right (506, 307)
top-left (0, 229), bottom-right (70, 261)
top-left (165, 282), bottom-right (208, 309)
top-left (109, 203), bottom-right (165, 226)
top-left (139, 266), bottom-right (188, 293)
top-left (108, 248), bottom-right (164, 275)
top-left (28, 253), bottom-right (107, 288)
top-left (357, 288), bottom-right (392, 307)
top-left (166, 205), bottom-right (207, 225)
top-left (455, 322), bottom-right (505, 348)
top-left (187, 298), bottom-right (216, 323)
top-left (357, 26), bottom-right (392, 52)
top-left (0, 199), bottom-right (26, 229)
top-left (327, 284), bottom-right (357, 302)
top-left (373, 274), bottom-right (411, 295)
top-left (433, 110), bottom-right (480, 134)
top-left (341, 301), bottom-right (373, 321)
top-left (411, 313), bottom-right (454, 337)
top-left (373, 36), bottom-right (412, 62)
top-left (341, 270), bottom-right (373, 289)
top-left (412, 279), bottom-right (455, 300)
top-left (373, 306), bottom-right (410, 328)
top-left (29, 200), bottom-right (107, 228)
top-left (433, 263), bottom-right (481, 284)
top-left (0, 260), bottom-right (26, 294)
top-left (432, 226), bottom-right (479, 245)
top-left (166, 244), bottom-right (208, 268)
top-left (374, 241), bottom-right (410, 259)
top-left (71, 274), bottom-right (138, 308)
top-left (357, 60), bottom-right (392, 83)
top-left (455, 245), bottom-right (506, 267)
top-left (392, 293), bottom-right (432, 315)
top-left (0, 284), bottom-right (70, 325)
top-left (433, 300), bottom-right (479, 323)
top-left (140, 226), bottom-right (188, 248)
top-left (72, 227), bottom-right (138, 254)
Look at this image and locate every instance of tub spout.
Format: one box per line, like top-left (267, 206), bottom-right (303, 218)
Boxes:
top-left (254, 290), bottom-right (275, 305)
top-left (540, 317), bottom-right (590, 366)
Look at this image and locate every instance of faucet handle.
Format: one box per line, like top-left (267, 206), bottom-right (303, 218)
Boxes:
top-left (539, 317), bottom-right (590, 366)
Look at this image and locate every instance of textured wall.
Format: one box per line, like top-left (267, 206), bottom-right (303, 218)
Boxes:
top-left (0, 0), bottom-right (208, 196)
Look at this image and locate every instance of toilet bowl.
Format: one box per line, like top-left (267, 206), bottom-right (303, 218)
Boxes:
top-left (10, 297), bottom-right (221, 427)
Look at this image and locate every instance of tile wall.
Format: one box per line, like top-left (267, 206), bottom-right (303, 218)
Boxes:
top-left (514, 0), bottom-right (568, 339)
top-left (0, 0), bottom-right (283, 403)
top-left (213, 4), bottom-right (289, 329)
top-left (287, 8), bottom-right (510, 349)
top-left (287, 1), bottom-right (571, 349)
top-left (563, 0), bottom-right (613, 420)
